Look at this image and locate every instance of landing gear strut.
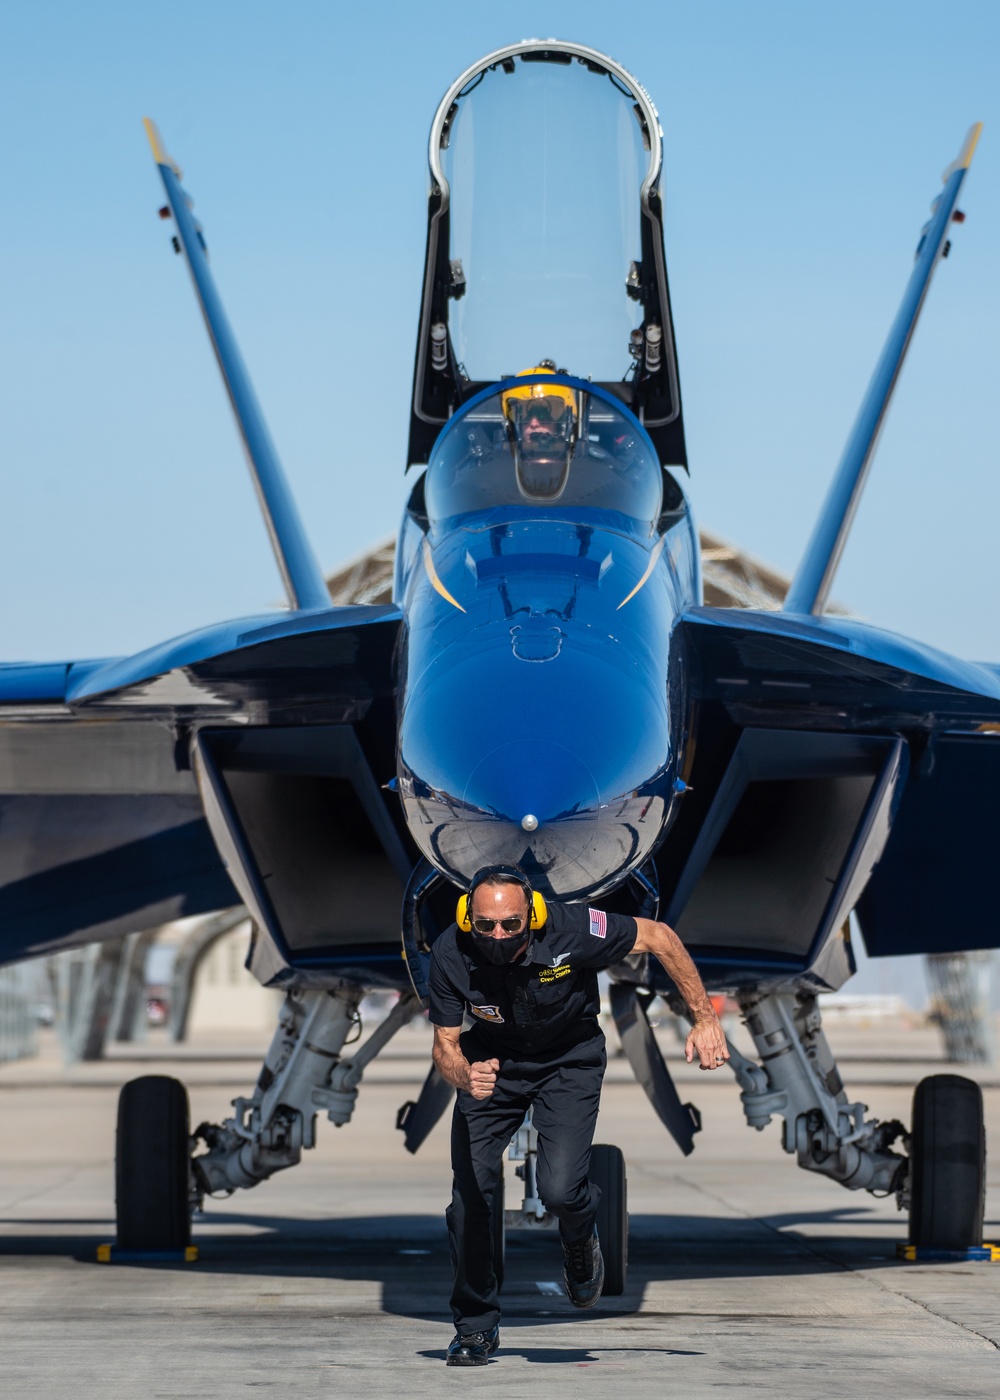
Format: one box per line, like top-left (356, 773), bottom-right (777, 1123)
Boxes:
top-left (729, 990), bottom-right (906, 1193)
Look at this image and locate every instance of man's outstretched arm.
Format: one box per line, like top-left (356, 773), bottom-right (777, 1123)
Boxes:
top-left (631, 918), bottom-right (729, 1070)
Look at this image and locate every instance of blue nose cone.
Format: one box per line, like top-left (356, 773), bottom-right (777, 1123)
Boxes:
top-left (463, 736), bottom-right (602, 876)
top-left (398, 629), bottom-right (672, 899)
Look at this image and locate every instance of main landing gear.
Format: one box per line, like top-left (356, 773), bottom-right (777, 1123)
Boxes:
top-left (728, 989), bottom-right (987, 1250)
top-left (113, 986), bottom-right (420, 1252)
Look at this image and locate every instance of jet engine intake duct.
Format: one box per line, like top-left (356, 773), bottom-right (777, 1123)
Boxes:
top-left (660, 729), bottom-right (906, 980)
top-left (193, 726), bottom-right (412, 983)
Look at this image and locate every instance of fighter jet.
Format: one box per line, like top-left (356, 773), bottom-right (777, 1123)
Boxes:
top-left (0, 40), bottom-right (990, 1276)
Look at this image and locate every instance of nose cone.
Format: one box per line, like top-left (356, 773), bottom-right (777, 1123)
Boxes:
top-left (464, 737), bottom-right (601, 872)
top-left (398, 631), bottom-right (672, 899)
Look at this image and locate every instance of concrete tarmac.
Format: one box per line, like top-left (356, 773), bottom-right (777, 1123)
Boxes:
top-left (1, 1019), bottom-right (998, 1397)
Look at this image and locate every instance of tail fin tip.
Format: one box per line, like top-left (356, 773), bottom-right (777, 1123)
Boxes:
top-left (942, 122), bottom-right (983, 184)
top-left (142, 117), bottom-right (182, 178)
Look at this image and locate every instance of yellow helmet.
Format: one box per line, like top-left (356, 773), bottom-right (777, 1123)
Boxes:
top-left (500, 365), bottom-right (579, 502)
top-left (500, 365), bottom-right (577, 424)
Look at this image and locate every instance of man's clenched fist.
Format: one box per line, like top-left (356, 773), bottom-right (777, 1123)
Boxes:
top-left (467, 1058), bottom-right (499, 1100)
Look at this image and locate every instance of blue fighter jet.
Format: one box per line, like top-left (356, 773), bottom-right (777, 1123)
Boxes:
top-left (0, 40), bottom-right (991, 1271)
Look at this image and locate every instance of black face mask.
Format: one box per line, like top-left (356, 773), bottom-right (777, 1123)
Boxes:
top-left (470, 930), bottom-right (529, 966)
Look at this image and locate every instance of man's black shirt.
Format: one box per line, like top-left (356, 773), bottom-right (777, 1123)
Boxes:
top-left (428, 904), bottom-right (638, 1055)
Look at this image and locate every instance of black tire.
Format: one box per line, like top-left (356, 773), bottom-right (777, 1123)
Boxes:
top-left (116, 1075), bottom-right (191, 1252)
top-left (909, 1073), bottom-right (985, 1251)
top-left (491, 1170), bottom-right (505, 1292)
top-left (590, 1143), bottom-right (627, 1295)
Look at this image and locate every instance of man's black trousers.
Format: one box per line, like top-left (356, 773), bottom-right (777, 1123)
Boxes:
top-left (446, 1029), bottom-right (607, 1335)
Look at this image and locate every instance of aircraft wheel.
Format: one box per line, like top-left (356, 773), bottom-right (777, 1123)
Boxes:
top-left (590, 1143), bottom-right (628, 1295)
top-left (116, 1075), bottom-right (191, 1251)
top-left (491, 1171), bottom-right (505, 1291)
top-left (908, 1073), bottom-right (985, 1251)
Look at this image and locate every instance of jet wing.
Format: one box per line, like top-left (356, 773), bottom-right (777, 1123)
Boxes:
top-left (655, 606), bottom-right (1000, 974)
top-left (0, 658), bottom-right (235, 962)
top-left (0, 605), bottom-right (403, 968)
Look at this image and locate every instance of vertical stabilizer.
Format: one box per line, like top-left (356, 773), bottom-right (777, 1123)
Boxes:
top-left (143, 119), bottom-right (330, 612)
top-left (784, 124), bottom-right (982, 617)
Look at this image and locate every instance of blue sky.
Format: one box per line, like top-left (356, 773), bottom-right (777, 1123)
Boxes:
top-left (0, 0), bottom-right (997, 661)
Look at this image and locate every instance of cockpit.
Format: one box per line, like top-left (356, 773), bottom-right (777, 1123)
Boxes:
top-left (424, 373), bottom-right (664, 526)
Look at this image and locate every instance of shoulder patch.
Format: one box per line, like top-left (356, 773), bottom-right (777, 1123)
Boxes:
top-left (588, 908), bottom-right (607, 939)
top-left (469, 1003), bottom-right (504, 1024)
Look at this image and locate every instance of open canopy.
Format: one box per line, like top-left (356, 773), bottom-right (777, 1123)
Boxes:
top-left (409, 41), bottom-right (687, 471)
top-left (443, 55), bottom-right (647, 380)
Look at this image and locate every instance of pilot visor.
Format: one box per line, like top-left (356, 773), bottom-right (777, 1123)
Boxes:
top-left (515, 395), bottom-right (570, 422)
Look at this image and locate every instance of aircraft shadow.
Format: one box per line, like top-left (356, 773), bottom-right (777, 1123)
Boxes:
top-left (0, 1204), bottom-right (957, 1319)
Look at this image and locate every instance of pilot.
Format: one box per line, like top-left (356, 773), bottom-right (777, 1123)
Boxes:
top-left (501, 364), bottom-right (579, 501)
top-left (428, 863), bottom-right (728, 1367)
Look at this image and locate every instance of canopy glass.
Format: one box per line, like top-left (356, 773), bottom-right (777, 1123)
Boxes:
top-left (442, 55), bottom-right (649, 381)
top-left (425, 377), bottom-right (663, 524)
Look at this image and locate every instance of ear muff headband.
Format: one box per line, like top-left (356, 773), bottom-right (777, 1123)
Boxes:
top-left (456, 876), bottom-right (548, 932)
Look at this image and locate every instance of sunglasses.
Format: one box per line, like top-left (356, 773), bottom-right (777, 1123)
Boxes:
top-left (471, 917), bottom-right (526, 935)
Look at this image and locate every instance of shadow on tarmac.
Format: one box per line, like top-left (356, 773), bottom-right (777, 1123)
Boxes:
top-left (417, 1346), bottom-right (705, 1363)
top-left (0, 1205), bottom-right (923, 1303)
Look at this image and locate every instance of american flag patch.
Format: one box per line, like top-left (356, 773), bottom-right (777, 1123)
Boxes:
top-left (588, 908), bottom-right (607, 939)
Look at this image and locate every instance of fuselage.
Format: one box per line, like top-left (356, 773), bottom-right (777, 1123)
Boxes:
top-left (394, 377), bottom-right (699, 900)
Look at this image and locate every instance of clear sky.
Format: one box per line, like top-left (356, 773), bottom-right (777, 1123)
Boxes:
top-left (0, 0), bottom-right (997, 662)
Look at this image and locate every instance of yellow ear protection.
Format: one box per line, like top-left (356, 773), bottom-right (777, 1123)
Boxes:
top-left (457, 865), bottom-right (548, 932)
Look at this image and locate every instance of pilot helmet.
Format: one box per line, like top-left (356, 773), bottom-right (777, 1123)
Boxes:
top-left (501, 364), bottom-right (578, 502)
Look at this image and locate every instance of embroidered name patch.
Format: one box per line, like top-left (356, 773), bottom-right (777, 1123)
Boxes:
top-left (469, 1004), bottom-right (504, 1024)
top-left (538, 964), bottom-right (572, 984)
top-left (588, 908), bottom-right (607, 939)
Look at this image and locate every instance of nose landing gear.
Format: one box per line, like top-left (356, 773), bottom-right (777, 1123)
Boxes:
top-left (504, 1112), bottom-right (629, 1296)
top-left (590, 1143), bottom-right (628, 1295)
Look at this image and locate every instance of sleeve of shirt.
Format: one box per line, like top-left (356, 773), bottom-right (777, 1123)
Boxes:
top-left (575, 908), bottom-right (638, 967)
top-left (427, 939), bottom-right (465, 1028)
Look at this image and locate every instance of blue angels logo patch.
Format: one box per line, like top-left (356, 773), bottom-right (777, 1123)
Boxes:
top-left (469, 1004), bottom-right (504, 1024)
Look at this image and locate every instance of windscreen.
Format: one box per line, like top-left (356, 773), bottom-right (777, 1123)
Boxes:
top-left (424, 382), bottom-right (663, 524)
top-left (443, 56), bottom-right (648, 381)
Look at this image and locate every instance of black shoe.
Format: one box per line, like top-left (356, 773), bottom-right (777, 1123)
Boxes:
top-left (446, 1325), bottom-right (500, 1366)
top-left (562, 1226), bottom-right (605, 1308)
